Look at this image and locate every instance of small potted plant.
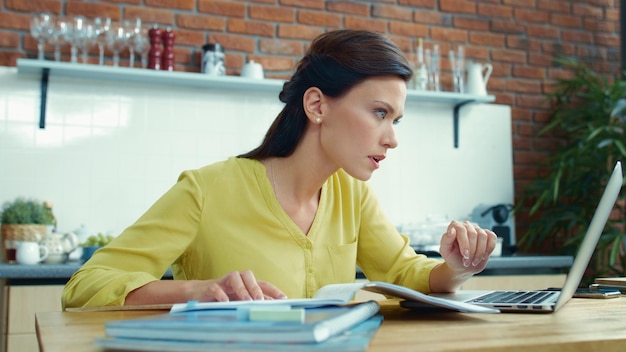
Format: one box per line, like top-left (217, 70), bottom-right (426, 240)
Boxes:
top-left (80, 232), bottom-right (115, 262)
top-left (1, 197), bottom-right (55, 263)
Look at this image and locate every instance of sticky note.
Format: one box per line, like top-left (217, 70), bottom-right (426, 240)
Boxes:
top-left (248, 306), bottom-right (304, 323)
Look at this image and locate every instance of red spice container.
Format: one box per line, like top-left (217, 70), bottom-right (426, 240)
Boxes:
top-left (161, 27), bottom-right (175, 71)
top-left (147, 25), bottom-right (162, 70)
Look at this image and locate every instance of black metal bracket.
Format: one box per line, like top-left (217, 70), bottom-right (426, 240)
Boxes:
top-left (38, 68), bottom-right (50, 129)
top-left (453, 100), bottom-right (476, 148)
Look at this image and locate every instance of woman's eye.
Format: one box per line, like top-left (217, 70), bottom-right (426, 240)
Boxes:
top-left (375, 109), bottom-right (387, 119)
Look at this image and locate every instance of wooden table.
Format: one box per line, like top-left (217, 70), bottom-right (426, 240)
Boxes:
top-left (36, 298), bottom-right (626, 352)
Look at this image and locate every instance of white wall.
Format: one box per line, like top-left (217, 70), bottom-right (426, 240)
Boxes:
top-left (0, 66), bottom-right (513, 242)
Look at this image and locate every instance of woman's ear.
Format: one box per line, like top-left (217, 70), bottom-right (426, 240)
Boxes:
top-left (302, 87), bottom-right (324, 124)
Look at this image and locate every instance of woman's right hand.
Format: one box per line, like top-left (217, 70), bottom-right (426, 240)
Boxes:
top-left (190, 270), bottom-right (287, 302)
top-left (125, 270), bottom-right (287, 306)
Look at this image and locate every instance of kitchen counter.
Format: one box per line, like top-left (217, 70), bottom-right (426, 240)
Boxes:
top-left (0, 261), bottom-right (174, 284)
top-left (0, 255), bottom-right (572, 284)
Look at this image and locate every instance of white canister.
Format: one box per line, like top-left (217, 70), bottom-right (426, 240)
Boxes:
top-left (240, 60), bottom-right (264, 79)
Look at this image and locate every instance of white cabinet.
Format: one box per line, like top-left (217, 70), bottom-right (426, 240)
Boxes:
top-left (3, 285), bottom-right (64, 352)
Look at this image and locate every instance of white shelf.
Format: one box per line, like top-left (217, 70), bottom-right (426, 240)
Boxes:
top-left (16, 58), bottom-right (495, 104)
top-left (16, 58), bottom-right (496, 148)
top-left (17, 58), bottom-right (285, 92)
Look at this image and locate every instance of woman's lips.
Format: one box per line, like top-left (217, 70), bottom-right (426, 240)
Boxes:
top-left (369, 155), bottom-right (385, 169)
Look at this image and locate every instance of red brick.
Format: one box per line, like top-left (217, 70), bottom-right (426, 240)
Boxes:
top-left (550, 13), bottom-right (582, 28)
top-left (249, 5), bottom-right (295, 23)
top-left (516, 94), bottom-right (546, 109)
top-left (413, 9), bottom-right (445, 25)
top-left (209, 33), bottom-right (256, 52)
top-left (440, 0), bottom-right (476, 14)
top-left (562, 30), bottom-right (593, 44)
top-left (606, 8), bottom-right (619, 21)
top-left (0, 12), bottom-right (30, 31)
top-left (572, 3), bottom-right (604, 18)
top-left (454, 17), bottom-right (490, 31)
top-left (6, 0), bottom-right (62, 13)
top-left (584, 19), bottom-right (616, 33)
top-left (277, 24), bottom-right (324, 40)
top-left (280, 0), bottom-right (324, 10)
top-left (372, 4), bottom-right (413, 21)
top-left (526, 24), bottom-right (560, 39)
top-left (326, 1), bottom-right (369, 16)
top-left (297, 10), bottom-right (342, 28)
top-left (491, 20), bottom-right (525, 34)
top-left (177, 14), bottom-right (226, 31)
top-left (507, 37), bottom-right (542, 52)
top-left (513, 66), bottom-right (547, 80)
top-left (389, 21), bottom-right (428, 38)
top-left (538, 1), bottom-right (572, 14)
top-left (514, 8), bottom-right (549, 23)
top-left (248, 55), bottom-right (294, 72)
top-left (528, 52), bottom-right (553, 67)
top-left (430, 27), bottom-right (467, 43)
top-left (478, 3), bottom-right (513, 18)
top-left (594, 33), bottom-right (620, 47)
top-left (171, 28), bottom-right (206, 46)
top-left (0, 31), bottom-right (19, 47)
top-left (506, 79), bottom-right (543, 94)
top-left (469, 32), bottom-right (505, 46)
top-left (343, 16), bottom-right (387, 33)
top-left (259, 38), bottom-right (304, 56)
top-left (146, 0), bottom-right (195, 10)
top-left (65, 1), bottom-right (121, 20)
top-left (0, 51), bottom-right (23, 65)
top-left (398, 0), bottom-right (435, 7)
top-left (227, 18), bottom-right (275, 37)
top-left (198, 0), bottom-right (245, 17)
top-left (126, 6), bottom-right (175, 26)
top-left (502, 0), bottom-right (537, 8)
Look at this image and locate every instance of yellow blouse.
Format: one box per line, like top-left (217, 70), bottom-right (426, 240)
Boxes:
top-left (62, 157), bottom-right (441, 308)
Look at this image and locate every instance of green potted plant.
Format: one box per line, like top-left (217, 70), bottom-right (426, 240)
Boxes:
top-left (1, 197), bottom-right (55, 262)
top-left (517, 60), bottom-right (626, 283)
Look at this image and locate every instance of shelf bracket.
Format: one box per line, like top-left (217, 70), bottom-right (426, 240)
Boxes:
top-left (453, 100), bottom-right (476, 148)
top-left (38, 68), bottom-right (49, 129)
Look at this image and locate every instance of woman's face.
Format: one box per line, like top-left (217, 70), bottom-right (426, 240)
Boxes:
top-left (320, 75), bottom-right (406, 181)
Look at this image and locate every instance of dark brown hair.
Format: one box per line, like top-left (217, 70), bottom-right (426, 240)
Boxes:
top-left (238, 29), bottom-right (413, 159)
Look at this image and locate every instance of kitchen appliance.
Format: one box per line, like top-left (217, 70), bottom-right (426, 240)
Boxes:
top-left (201, 43), bottom-right (225, 76)
top-left (471, 203), bottom-right (516, 256)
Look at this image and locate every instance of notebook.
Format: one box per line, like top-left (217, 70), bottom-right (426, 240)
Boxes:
top-left (415, 161), bottom-right (624, 313)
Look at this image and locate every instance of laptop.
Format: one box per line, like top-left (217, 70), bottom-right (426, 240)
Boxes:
top-left (423, 161), bottom-right (624, 313)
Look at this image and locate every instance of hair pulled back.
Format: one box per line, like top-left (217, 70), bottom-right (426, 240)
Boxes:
top-left (238, 30), bottom-right (412, 159)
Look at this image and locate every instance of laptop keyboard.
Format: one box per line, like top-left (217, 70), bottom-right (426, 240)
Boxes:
top-left (469, 290), bottom-right (558, 305)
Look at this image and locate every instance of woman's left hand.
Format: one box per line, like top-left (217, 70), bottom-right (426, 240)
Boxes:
top-left (439, 220), bottom-right (498, 274)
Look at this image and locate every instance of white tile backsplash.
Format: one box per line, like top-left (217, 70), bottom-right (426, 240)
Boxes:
top-left (0, 66), bottom-right (513, 240)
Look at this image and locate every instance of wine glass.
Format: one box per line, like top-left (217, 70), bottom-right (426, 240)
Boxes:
top-left (75, 18), bottom-right (96, 64)
top-left (125, 18), bottom-right (142, 67)
top-left (426, 45), bottom-right (440, 91)
top-left (133, 26), bottom-right (150, 68)
top-left (47, 17), bottom-right (68, 62)
top-left (30, 13), bottom-right (55, 60)
top-left (106, 22), bottom-right (129, 67)
top-left (94, 17), bottom-right (111, 65)
top-left (63, 16), bottom-right (87, 63)
top-left (449, 45), bottom-right (465, 93)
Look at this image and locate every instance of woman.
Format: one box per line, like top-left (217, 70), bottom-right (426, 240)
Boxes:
top-left (62, 29), bottom-right (497, 308)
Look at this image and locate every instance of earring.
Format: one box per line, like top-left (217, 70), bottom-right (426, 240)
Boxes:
top-left (315, 117), bottom-right (322, 123)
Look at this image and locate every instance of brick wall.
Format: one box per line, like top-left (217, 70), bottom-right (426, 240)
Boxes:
top-left (0, 0), bottom-right (621, 244)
